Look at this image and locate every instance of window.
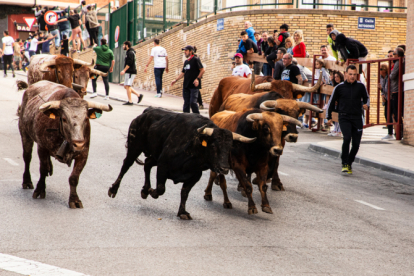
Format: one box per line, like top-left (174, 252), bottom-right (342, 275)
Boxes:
top-left (351, 0), bottom-right (368, 11)
top-left (225, 0), bottom-right (247, 11)
top-left (377, 0), bottom-right (392, 12)
top-left (260, 0), bottom-right (278, 9)
top-left (200, 0), bottom-right (214, 12)
top-left (166, 0), bottom-right (182, 19)
top-left (300, 0), bottom-right (343, 10)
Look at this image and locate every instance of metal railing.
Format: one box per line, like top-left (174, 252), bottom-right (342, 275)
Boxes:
top-left (300, 0), bottom-right (407, 12)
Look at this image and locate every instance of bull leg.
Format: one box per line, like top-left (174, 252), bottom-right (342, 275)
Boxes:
top-left (68, 154), bottom-right (87, 209)
top-left (269, 156), bottom-right (285, 191)
top-left (203, 171), bottom-right (217, 201)
top-left (108, 147), bottom-right (142, 198)
top-left (149, 167), bottom-right (168, 199)
top-left (256, 166), bottom-right (272, 214)
top-left (33, 147), bottom-right (52, 199)
top-left (218, 174), bottom-right (232, 209)
top-left (177, 172), bottom-right (202, 220)
top-left (20, 129), bottom-right (34, 189)
top-left (141, 156), bottom-right (157, 199)
top-left (233, 166), bottom-right (257, 215)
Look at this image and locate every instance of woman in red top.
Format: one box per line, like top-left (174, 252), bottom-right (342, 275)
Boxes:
top-left (292, 30), bottom-right (306, 58)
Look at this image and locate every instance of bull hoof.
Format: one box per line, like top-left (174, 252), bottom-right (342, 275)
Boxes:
top-left (248, 207), bottom-right (258, 215)
top-left (141, 189), bottom-right (149, 199)
top-left (223, 202), bottom-right (232, 209)
top-left (148, 188), bottom-right (159, 199)
top-left (22, 182), bottom-right (34, 189)
top-left (271, 183), bottom-right (285, 191)
top-left (32, 190), bottom-right (45, 199)
top-left (69, 201), bottom-right (83, 209)
top-left (204, 194), bottom-right (212, 201)
top-left (108, 187), bottom-right (118, 198)
top-left (241, 189), bottom-right (247, 198)
top-left (262, 206), bottom-right (273, 214)
top-left (179, 214), bottom-right (193, 220)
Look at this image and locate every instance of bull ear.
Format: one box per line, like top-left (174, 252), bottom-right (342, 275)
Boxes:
top-left (42, 108), bottom-right (60, 119)
top-left (88, 108), bottom-right (102, 119)
top-left (74, 64), bottom-right (83, 70)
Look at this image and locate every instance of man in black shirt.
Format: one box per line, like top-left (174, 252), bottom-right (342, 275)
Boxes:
top-left (273, 47), bottom-right (286, 80)
top-left (120, 41), bottom-right (143, 105)
top-left (171, 45), bottom-right (205, 114)
top-left (240, 31), bottom-right (261, 75)
top-left (327, 65), bottom-right (369, 174)
top-left (281, 53), bottom-right (302, 84)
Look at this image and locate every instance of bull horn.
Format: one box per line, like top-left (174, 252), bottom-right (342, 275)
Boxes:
top-left (254, 82), bottom-right (272, 91)
top-left (291, 69), bottom-right (322, 93)
top-left (250, 71), bottom-right (256, 92)
top-left (246, 113), bottom-right (264, 122)
top-left (232, 133), bottom-right (257, 143)
top-left (259, 100), bottom-right (277, 111)
top-left (87, 101), bottom-right (113, 112)
top-left (197, 124), bottom-right (214, 136)
top-left (281, 115), bottom-right (303, 127)
top-left (39, 59), bottom-right (56, 71)
top-left (72, 83), bottom-right (84, 90)
top-left (90, 68), bottom-right (109, 77)
top-left (74, 59), bottom-right (95, 66)
top-left (39, 101), bottom-right (61, 112)
top-left (297, 102), bottom-right (323, 113)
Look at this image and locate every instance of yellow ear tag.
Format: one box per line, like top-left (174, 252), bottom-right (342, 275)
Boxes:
top-left (202, 140), bottom-right (207, 147)
top-left (90, 112), bottom-right (97, 119)
top-left (49, 113), bottom-right (56, 119)
top-left (297, 94), bottom-right (303, 99)
top-left (299, 112), bottom-right (303, 117)
top-left (283, 125), bottom-right (287, 131)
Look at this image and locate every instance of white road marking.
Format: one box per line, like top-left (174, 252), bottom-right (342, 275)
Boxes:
top-left (354, 200), bottom-right (385, 211)
top-left (278, 171), bottom-right (289, 176)
top-left (0, 253), bottom-right (89, 276)
top-left (4, 158), bottom-right (19, 166)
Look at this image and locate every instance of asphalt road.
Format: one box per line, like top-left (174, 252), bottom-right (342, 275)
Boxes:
top-left (1, 75), bottom-right (414, 275)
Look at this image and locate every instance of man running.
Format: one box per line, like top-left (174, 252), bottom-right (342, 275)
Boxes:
top-left (120, 41), bottom-right (143, 105)
top-left (2, 31), bottom-right (15, 77)
top-left (327, 65), bottom-right (369, 174)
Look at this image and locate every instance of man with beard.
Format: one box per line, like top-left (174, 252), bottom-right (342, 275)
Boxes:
top-left (120, 41), bottom-right (143, 105)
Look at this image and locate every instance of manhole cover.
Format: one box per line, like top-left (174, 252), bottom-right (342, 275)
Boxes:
top-left (360, 141), bottom-right (391, 144)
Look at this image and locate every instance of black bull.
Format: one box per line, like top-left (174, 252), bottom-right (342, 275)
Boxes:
top-left (108, 107), bottom-right (255, 220)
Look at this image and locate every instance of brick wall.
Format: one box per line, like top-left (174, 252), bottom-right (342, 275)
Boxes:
top-left (403, 1), bottom-right (413, 145)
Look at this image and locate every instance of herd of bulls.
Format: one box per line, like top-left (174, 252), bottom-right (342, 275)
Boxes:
top-left (16, 54), bottom-right (323, 219)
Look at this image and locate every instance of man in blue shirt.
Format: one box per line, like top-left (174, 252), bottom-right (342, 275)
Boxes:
top-left (37, 33), bottom-right (57, 54)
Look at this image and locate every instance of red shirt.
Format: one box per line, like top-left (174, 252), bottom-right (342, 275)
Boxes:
top-left (293, 42), bottom-right (306, 58)
top-left (278, 31), bottom-right (287, 42)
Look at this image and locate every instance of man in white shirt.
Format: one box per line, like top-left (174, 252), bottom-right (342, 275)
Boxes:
top-left (29, 33), bottom-right (39, 58)
top-left (320, 45), bottom-right (336, 61)
top-left (232, 53), bottom-right (251, 78)
top-left (2, 31), bottom-right (15, 77)
top-left (144, 39), bottom-right (169, 98)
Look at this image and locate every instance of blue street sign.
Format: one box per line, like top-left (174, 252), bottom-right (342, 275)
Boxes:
top-left (217, 18), bottom-right (224, 31)
top-left (358, 17), bottom-right (376, 30)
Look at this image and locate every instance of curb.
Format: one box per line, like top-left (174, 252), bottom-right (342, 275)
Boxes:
top-left (308, 143), bottom-right (414, 179)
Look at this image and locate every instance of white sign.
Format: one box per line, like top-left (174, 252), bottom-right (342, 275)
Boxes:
top-left (115, 42), bottom-right (118, 48)
top-left (23, 17), bottom-right (36, 29)
top-left (143, 28), bottom-right (146, 38)
top-left (207, 43), bottom-right (210, 55)
top-left (138, 31), bottom-right (141, 40)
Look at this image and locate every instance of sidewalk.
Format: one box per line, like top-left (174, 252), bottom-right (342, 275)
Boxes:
top-left (309, 125), bottom-right (414, 179)
top-left (14, 70), bottom-right (209, 114)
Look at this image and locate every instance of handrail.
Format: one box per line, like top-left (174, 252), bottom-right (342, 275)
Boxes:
top-left (219, 1), bottom-right (294, 12)
top-left (300, 0), bottom-right (406, 10)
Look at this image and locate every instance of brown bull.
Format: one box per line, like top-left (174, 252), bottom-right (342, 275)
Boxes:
top-left (18, 80), bottom-right (112, 208)
top-left (73, 66), bottom-right (109, 98)
top-left (209, 71), bottom-right (322, 117)
top-left (204, 109), bottom-right (301, 215)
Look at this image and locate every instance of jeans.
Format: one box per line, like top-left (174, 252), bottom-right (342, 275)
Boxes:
top-left (154, 68), bottom-right (165, 94)
top-left (338, 115), bottom-right (363, 166)
top-left (50, 29), bottom-right (60, 48)
top-left (262, 63), bottom-right (271, 76)
top-left (29, 50), bottom-right (36, 57)
top-left (92, 65), bottom-right (110, 96)
top-left (60, 29), bottom-right (71, 41)
top-left (183, 88), bottom-right (200, 114)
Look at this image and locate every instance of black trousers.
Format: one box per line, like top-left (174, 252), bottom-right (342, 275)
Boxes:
top-left (3, 55), bottom-right (14, 75)
top-left (183, 88), bottom-right (200, 114)
top-left (266, 51), bottom-right (277, 71)
top-left (92, 65), bottom-right (110, 95)
top-left (391, 92), bottom-right (403, 138)
top-left (89, 27), bottom-right (98, 46)
top-left (384, 99), bottom-right (393, 135)
top-left (338, 115), bottom-right (363, 166)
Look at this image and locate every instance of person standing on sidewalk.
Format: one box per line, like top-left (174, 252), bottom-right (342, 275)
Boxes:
top-left (144, 39), bottom-right (168, 98)
top-left (170, 45), bottom-right (205, 114)
top-left (86, 5), bottom-right (99, 47)
top-left (28, 33), bottom-right (38, 58)
top-left (327, 65), bottom-right (369, 175)
top-left (90, 38), bottom-right (114, 100)
top-left (388, 47), bottom-right (405, 139)
top-left (2, 31), bottom-right (15, 78)
top-left (120, 41), bottom-right (143, 105)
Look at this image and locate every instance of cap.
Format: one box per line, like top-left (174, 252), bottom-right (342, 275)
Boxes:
top-left (234, 53), bottom-right (243, 59)
top-left (182, 45), bottom-right (194, 51)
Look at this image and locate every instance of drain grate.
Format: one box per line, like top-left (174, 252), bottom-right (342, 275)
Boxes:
top-left (360, 141), bottom-right (391, 144)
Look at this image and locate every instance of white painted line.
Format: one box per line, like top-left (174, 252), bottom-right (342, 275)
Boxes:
top-left (278, 171), bottom-right (289, 176)
top-left (4, 158), bottom-right (19, 166)
top-left (0, 253), bottom-right (89, 276)
top-left (354, 200), bottom-right (385, 211)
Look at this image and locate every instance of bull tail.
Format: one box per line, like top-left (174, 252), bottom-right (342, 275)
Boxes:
top-left (16, 80), bottom-right (29, 91)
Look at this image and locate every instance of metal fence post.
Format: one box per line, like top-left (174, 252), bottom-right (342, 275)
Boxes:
top-left (214, 0), bottom-right (218, 14)
top-left (143, 0), bottom-right (146, 40)
top-left (133, 0), bottom-right (137, 44)
top-left (163, 0), bottom-right (166, 31)
top-left (187, 0), bottom-right (190, 26)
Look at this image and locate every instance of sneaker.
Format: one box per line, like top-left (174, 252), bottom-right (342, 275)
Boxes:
top-left (104, 96), bottom-right (109, 100)
top-left (138, 94), bottom-right (144, 103)
top-left (123, 101), bottom-right (134, 105)
top-left (341, 164), bottom-right (349, 173)
top-left (154, 94), bottom-right (162, 98)
top-left (199, 104), bottom-right (204, 110)
top-left (328, 132), bottom-right (335, 136)
top-left (303, 124), bottom-right (309, 128)
top-left (332, 132), bottom-right (342, 137)
top-left (381, 134), bottom-right (394, 140)
top-left (347, 165), bottom-right (353, 175)
top-left (90, 93), bottom-right (98, 98)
